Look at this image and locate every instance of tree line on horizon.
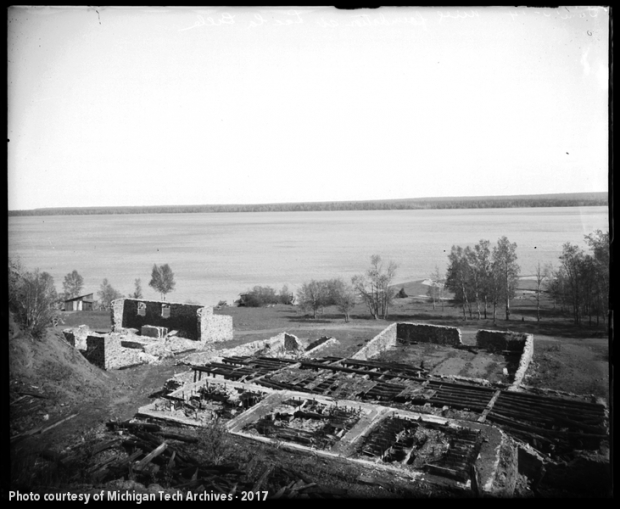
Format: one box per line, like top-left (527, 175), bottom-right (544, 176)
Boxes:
top-left (9, 192), bottom-right (607, 217)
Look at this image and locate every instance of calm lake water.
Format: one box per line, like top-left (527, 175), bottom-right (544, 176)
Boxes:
top-left (8, 207), bottom-right (608, 306)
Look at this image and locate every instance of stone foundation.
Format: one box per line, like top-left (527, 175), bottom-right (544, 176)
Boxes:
top-left (202, 313), bottom-right (234, 343)
top-left (509, 334), bottom-right (534, 390)
top-left (351, 324), bottom-right (397, 360)
top-left (219, 332), bottom-right (303, 359)
top-left (141, 325), bottom-right (168, 339)
top-left (304, 337), bottom-right (339, 357)
top-left (475, 330), bottom-right (533, 390)
top-left (476, 330), bottom-right (528, 353)
top-left (397, 322), bottom-right (462, 346)
top-left (111, 298), bottom-right (233, 344)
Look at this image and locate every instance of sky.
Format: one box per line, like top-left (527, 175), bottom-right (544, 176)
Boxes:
top-left (8, 6), bottom-right (609, 210)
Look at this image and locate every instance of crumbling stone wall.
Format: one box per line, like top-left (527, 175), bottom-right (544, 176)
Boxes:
top-left (476, 330), bottom-right (528, 353)
top-left (202, 312), bottom-right (233, 343)
top-left (113, 299), bottom-right (203, 340)
top-left (81, 333), bottom-right (144, 370)
top-left (351, 323), bottom-right (397, 360)
top-left (397, 323), bottom-right (462, 346)
top-left (112, 298), bottom-right (233, 343)
top-left (476, 330), bottom-right (533, 390)
top-left (63, 325), bottom-right (90, 351)
top-left (304, 337), bottom-right (339, 357)
top-left (509, 334), bottom-right (534, 390)
top-left (215, 332), bottom-right (303, 359)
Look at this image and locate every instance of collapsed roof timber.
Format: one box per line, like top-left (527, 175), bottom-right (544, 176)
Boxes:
top-left (63, 299), bottom-right (610, 496)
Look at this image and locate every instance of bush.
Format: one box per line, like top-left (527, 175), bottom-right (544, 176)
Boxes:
top-left (9, 259), bottom-right (59, 339)
top-left (238, 286), bottom-right (279, 307)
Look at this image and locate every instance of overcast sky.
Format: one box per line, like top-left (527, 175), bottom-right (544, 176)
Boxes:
top-left (8, 6), bottom-right (609, 210)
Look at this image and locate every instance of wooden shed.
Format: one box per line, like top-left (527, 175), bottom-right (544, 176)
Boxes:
top-left (63, 293), bottom-right (95, 311)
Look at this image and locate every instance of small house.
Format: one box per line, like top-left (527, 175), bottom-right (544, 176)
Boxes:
top-left (63, 293), bottom-right (95, 311)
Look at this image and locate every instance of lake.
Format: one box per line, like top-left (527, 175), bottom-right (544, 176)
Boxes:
top-left (8, 207), bottom-right (608, 306)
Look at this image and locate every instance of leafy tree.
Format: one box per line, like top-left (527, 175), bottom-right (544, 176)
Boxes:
top-left (556, 242), bottom-right (584, 325)
top-left (9, 259), bottom-right (59, 339)
top-left (470, 240), bottom-right (493, 318)
top-left (63, 270), bottom-right (84, 299)
top-left (149, 264), bottom-right (176, 300)
top-left (550, 232), bottom-right (609, 326)
top-left (492, 236), bottom-right (520, 320)
top-left (98, 278), bottom-right (122, 310)
top-left (445, 246), bottom-right (472, 320)
top-left (352, 255), bottom-right (398, 319)
top-left (584, 230), bottom-right (609, 325)
top-left (129, 278), bottom-right (143, 299)
top-left (297, 280), bottom-right (330, 318)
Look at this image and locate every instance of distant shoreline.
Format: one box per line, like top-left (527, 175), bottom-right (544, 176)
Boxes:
top-left (8, 192), bottom-right (607, 217)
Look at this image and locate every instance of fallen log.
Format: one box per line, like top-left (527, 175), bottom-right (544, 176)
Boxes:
top-left (91, 438), bottom-right (122, 456)
top-left (108, 450), bottom-right (143, 471)
top-left (133, 442), bottom-right (168, 471)
top-left (11, 413), bottom-right (79, 443)
top-left (107, 421), bottom-right (162, 433)
top-left (154, 431), bottom-right (199, 443)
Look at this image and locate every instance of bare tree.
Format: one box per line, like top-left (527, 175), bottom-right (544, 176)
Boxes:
top-left (129, 278), bottom-right (143, 299)
top-left (297, 280), bottom-right (329, 318)
top-left (352, 255), bottom-right (398, 319)
top-left (327, 278), bottom-right (357, 322)
top-left (426, 266), bottom-right (445, 311)
top-left (533, 262), bottom-right (552, 321)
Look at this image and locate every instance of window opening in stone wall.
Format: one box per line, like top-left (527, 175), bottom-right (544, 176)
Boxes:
top-left (162, 304), bottom-right (170, 319)
top-left (137, 302), bottom-right (146, 317)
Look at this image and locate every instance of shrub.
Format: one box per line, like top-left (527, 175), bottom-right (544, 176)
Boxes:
top-left (238, 286), bottom-right (279, 307)
top-left (196, 416), bottom-right (233, 465)
top-left (9, 259), bottom-right (59, 339)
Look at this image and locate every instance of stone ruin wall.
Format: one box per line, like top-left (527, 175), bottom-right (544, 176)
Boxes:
top-left (113, 299), bottom-right (204, 340)
top-left (476, 330), bottom-right (534, 390)
top-left (476, 330), bottom-right (528, 353)
top-left (351, 324), bottom-right (397, 360)
top-left (397, 322), bottom-right (462, 346)
top-left (112, 298), bottom-right (233, 344)
top-left (64, 329), bottom-right (144, 370)
top-left (201, 312), bottom-right (234, 343)
top-left (304, 337), bottom-right (339, 357)
top-left (211, 332), bottom-right (304, 359)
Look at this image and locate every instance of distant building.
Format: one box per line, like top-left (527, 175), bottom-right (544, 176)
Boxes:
top-left (63, 293), bottom-right (95, 311)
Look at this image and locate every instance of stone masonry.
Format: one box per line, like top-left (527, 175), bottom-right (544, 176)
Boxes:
top-left (111, 298), bottom-right (233, 344)
top-left (397, 322), bottom-right (462, 346)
